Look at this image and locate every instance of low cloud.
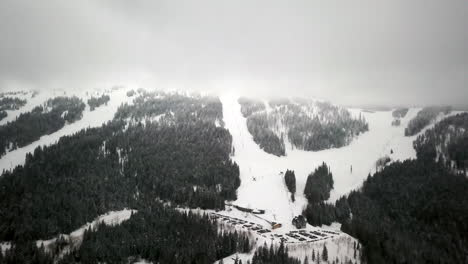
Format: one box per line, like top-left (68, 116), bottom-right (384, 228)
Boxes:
top-left (0, 0), bottom-right (467, 107)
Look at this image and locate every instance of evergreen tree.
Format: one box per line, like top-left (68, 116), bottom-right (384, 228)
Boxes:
top-left (285, 169), bottom-right (296, 201)
top-left (322, 245), bottom-right (328, 262)
top-left (304, 162), bottom-right (334, 203)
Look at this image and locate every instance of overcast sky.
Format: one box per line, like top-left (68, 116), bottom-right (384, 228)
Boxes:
top-left (0, 0), bottom-right (467, 107)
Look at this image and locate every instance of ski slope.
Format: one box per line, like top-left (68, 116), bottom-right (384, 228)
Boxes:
top-left (0, 87), bottom-right (135, 172)
top-left (218, 94), bottom-right (465, 263)
top-left (220, 93), bottom-right (455, 228)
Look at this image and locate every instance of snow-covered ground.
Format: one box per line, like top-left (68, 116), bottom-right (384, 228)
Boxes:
top-left (220, 94), bottom-right (459, 221)
top-left (0, 87), bottom-right (136, 172)
top-left (218, 93), bottom-right (460, 263)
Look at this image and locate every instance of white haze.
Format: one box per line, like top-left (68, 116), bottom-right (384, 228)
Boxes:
top-left (0, 0), bottom-right (467, 107)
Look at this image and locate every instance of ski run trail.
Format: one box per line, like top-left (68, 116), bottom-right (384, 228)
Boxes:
top-left (0, 87), bottom-right (136, 172)
top-left (217, 93), bottom-right (461, 264)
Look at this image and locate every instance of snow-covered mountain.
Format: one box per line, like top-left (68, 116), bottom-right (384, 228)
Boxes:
top-left (0, 87), bottom-right (464, 264)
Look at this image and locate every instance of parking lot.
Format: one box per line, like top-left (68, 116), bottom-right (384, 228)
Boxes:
top-left (210, 213), bottom-right (340, 244)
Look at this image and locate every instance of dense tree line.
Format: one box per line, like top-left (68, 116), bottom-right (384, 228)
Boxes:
top-left (414, 113), bottom-right (468, 172)
top-left (304, 162), bottom-right (334, 203)
top-left (250, 242), bottom-right (300, 264)
top-left (239, 98), bottom-right (285, 156)
top-left (0, 93), bottom-right (239, 243)
top-left (46, 96), bottom-right (86, 123)
top-left (303, 197), bottom-right (350, 226)
top-left (284, 170), bottom-right (296, 202)
top-left (234, 98), bottom-right (286, 156)
top-left (392, 108), bottom-right (408, 118)
top-left (302, 117), bottom-right (468, 263)
top-left (286, 105), bottom-right (368, 152)
top-left (126, 89), bottom-right (135, 97)
top-left (246, 113), bottom-right (285, 156)
top-left (0, 97), bottom-right (27, 121)
top-left (391, 108), bottom-right (408, 127)
top-left (279, 100), bottom-right (368, 151)
top-left (405, 106), bottom-right (451, 136)
top-left (116, 91), bottom-right (224, 126)
top-left (0, 123), bottom-right (238, 241)
top-left (0, 96), bottom-right (85, 157)
top-left (448, 137), bottom-right (468, 173)
top-left (0, 97), bottom-right (27, 112)
top-left (238, 97), bottom-right (266, 117)
top-left (341, 160), bottom-right (468, 263)
top-left (0, 241), bottom-right (53, 264)
top-left (239, 97), bottom-right (368, 156)
top-left (57, 206), bottom-right (252, 264)
top-left (87, 94), bottom-right (110, 111)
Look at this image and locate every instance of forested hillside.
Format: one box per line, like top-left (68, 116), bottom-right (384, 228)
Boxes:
top-left (0, 97), bottom-right (27, 121)
top-left (391, 108), bottom-right (408, 126)
top-left (238, 97), bottom-right (265, 117)
top-left (117, 91), bottom-right (224, 126)
top-left (238, 97), bottom-right (368, 156)
top-left (58, 206), bottom-right (252, 264)
top-left (0, 92), bottom-right (241, 262)
top-left (0, 96), bottom-right (85, 157)
top-left (87, 94), bottom-right (110, 111)
top-left (246, 113), bottom-right (286, 156)
top-left (414, 112), bottom-right (468, 173)
top-left (341, 160), bottom-right (468, 264)
top-left (301, 114), bottom-right (468, 263)
top-left (405, 106), bottom-right (451, 136)
top-left (251, 242), bottom-right (301, 264)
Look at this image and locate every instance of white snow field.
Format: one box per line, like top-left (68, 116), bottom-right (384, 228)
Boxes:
top-left (0, 87), bottom-right (135, 172)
